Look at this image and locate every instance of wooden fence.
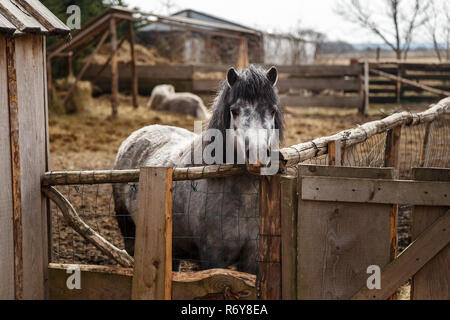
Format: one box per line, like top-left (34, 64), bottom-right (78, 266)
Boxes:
top-left (42, 98), bottom-right (449, 300)
top-left (368, 62), bottom-right (450, 104)
top-left (83, 61), bottom-right (449, 114)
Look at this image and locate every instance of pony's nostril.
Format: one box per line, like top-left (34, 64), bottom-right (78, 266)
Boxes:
top-left (267, 149), bottom-right (270, 158)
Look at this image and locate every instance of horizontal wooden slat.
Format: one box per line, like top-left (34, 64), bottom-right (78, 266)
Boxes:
top-left (301, 176), bottom-right (450, 206)
top-left (277, 78), bottom-right (361, 91)
top-left (280, 95), bottom-right (362, 108)
top-left (48, 264), bottom-right (256, 300)
top-left (276, 64), bottom-right (363, 76)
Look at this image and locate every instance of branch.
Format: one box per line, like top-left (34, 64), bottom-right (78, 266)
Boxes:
top-left (43, 186), bottom-right (135, 268)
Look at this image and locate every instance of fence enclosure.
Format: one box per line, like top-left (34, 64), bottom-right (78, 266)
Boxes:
top-left (42, 97), bottom-right (449, 300)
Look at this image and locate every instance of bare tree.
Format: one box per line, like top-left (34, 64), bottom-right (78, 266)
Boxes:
top-left (335, 0), bottom-right (430, 60)
top-left (425, 1), bottom-right (450, 62)
top-left (158, 0), bottom-right (180, 15)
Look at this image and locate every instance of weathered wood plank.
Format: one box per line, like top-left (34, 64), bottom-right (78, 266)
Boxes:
top-left (411, 168), bottom-right (450, 300)
top-left (0, 0), bottom-right (46, 33)
top-left (280, 95), bottom-right (363, 108)
top-left (275, 64), bottom-right (363, 76)
top-left (110, 17), bottom-right (118, 117)
top-left (280, 176), bottom-right (297, 300)
top-left (297, 165), bottom-right (393, 299)
top-left (132, 167), bottom-right (173, 300)
top-left (258, 175), bottom-right (281, 300)
top-left (128, 21), bottom-right (138, 108)
top-left (6, 36), bottom-right (23, 300)
top-left (327, 139), bottom-right (342, 166)
top-left (15, 0), bottom-right (70, 34)
top-left (278, 78), bottom-right (361, 92)
top-left (352, 210), bottom-right (450, 300)
top-left (301, 176), bottom-right (450, 206)
top-left (0, 34), bottom-right (15, 300)
top-left (14, 34), bottom-right (49, 299)
top-left (48, 264), bottom-right (256, 300)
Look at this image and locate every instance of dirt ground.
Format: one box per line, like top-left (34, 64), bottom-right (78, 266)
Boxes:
top-left (50, 94), bottom-right (421, 299)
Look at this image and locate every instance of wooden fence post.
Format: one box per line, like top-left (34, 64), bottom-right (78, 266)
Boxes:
top-left (237, 37), bottom-right (249, 69)
top-left (280, 176), bottom-right (297, 300)
top-left (327, 139), bottom-right (343, 166)
top-left (359, 60), bottom-right (369, 115)
top-left (419, 122), bottom-right (432, 167)
top-left (110, 17), bottom-right (119, 117)
top-left (128, 21), bottom-right (138, 109)
top-left (383, 126), bottom-right (402, 299)
top-left (132, 167), bottom-right (173, 300)
top-left (258, 175), bottom-right (281, 300)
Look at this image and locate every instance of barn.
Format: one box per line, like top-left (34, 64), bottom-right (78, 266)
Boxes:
top-left (138, 8), bottom-right (265, 65)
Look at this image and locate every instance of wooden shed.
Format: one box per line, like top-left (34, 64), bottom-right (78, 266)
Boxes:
top-left (0, 0), bottom-right (69, 299)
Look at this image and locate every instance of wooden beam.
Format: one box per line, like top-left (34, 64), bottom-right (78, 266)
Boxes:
top-left (6, 37), bottom-right (23, 300)
top-left (352, 210), bottom-right (450, 300)
top-left (370, 68), bottom-right (450, 97)
top-left (301, 176), bottom-right (450, 206)
top-left (258, 175), bottom-right (281, 300)
top-left (48, 264), bottom-right (256, 300)
top-left (90, 35), bottom-right (127, 83)
top-left (110, 17), bottom-right (119, 118)
top-left (41, 165), bottom-right (247, 186)
top-left (128, 21), bottom-right (138, 108)
top-left (237, 37), bottom-right (249, 69)
top-left (132, 167), bottom-right (173, 300)
top-left (63, 30), bottom-right (110, 105)
top-left (360, 60), bottom-right (369, 115)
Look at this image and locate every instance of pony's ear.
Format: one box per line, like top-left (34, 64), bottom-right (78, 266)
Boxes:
top-left (267, 66), bottom-right (278, 87)
top-left (227, 68), bottom-right (239, 88)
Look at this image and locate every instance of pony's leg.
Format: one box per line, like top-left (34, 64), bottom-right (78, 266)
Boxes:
top-left (115, 212), bottom-right (136, 256)
top-left (113, 184), bottom-right (136, 256)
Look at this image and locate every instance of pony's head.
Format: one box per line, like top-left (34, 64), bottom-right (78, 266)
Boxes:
top-left (208, 65), bottom-right (284, 167)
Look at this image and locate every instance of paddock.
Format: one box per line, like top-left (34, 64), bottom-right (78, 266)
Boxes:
top-left (40, 97), bottom-right (450, 300)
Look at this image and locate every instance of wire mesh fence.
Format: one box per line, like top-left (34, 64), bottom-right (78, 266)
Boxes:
top-left (47, 111), bottom-right (449, 270)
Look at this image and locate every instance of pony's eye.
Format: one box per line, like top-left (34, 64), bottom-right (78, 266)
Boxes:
top-left (231, 109), bottom-right (239, 117)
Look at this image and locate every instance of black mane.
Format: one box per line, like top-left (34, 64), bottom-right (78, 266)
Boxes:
top-left (208, 65), bottom-right (284, 141)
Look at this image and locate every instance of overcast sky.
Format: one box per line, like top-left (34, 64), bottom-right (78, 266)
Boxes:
top-left (124, 0), bottom-right (446, 44)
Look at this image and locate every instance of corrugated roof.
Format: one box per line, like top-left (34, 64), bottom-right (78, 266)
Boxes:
top-left (0, 0), bottom-right (70, 36)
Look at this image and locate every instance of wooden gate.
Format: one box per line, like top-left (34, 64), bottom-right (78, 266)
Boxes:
top-left (291, 165), bottom-right (449, 300)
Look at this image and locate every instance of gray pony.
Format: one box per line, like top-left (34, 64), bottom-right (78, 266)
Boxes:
top-left (113, 65), bottom-right (284, 274)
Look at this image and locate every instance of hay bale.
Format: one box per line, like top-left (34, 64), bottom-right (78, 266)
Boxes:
top-left (48, 86), bottom-right (65, 115)
top-left (54, 76), bottom-right (93, 114)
